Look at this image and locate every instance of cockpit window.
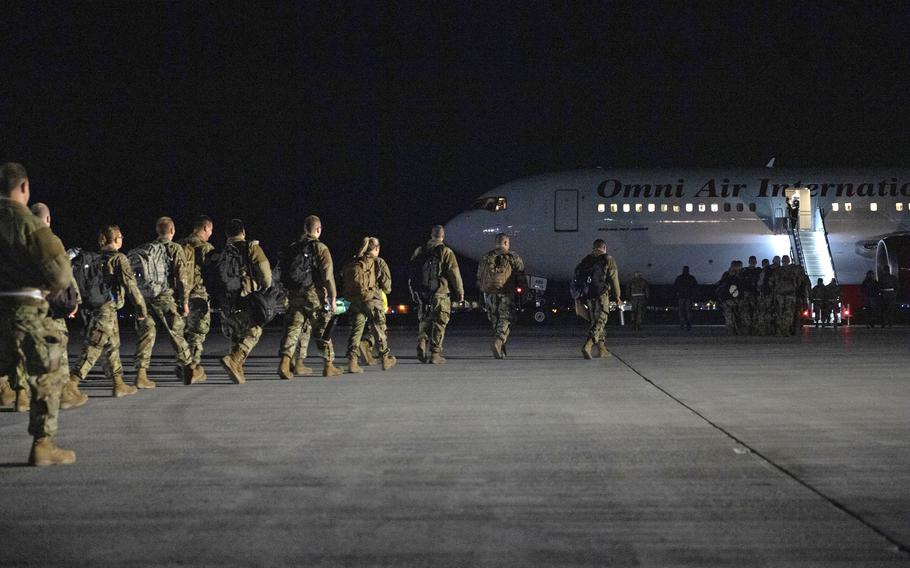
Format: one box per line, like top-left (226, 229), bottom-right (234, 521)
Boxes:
top-left (472, 196), bottom-right (507, 212)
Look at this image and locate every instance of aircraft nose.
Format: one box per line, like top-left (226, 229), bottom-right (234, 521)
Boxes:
top-left (445, 211), bottom-right (488, 257)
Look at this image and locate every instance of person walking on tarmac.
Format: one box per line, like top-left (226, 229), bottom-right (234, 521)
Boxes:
top-left (573, 239), bottom-right (621, 358)
top-left (477, 233), bottom-right (524, 359)
top-left (178, 215), bottom-right (215, 374)
top-left (627, 271), bottom-right (649, 332)
top-left (673, 266), bottom-right (698, 330)
top-left (359, 252), bottom-right (392, 366)
top-left (409, 225), bottom-right (464, 364)
top-left (0, 162), bottom-right (77, 466)
top-left (341, 237), bottom-right (396, 373)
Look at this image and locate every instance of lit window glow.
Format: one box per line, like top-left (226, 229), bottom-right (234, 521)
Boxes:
top-left (896, 203), bottom-right (904, 211)
top-left (597, 204), bottom-right (605, 213)
top-left (672, 204), bottom-right (680, 213)
top-left (610, 204), bottom-right (618, 213)
top-left (845, 203), bottom-right (853, 212)
top-left (661, 204), bottom-right (668, 212)
top-left (634, 203), bottom-right (643, 213)
top-left (685, 203), bottom-right (693, 212)
top-left (647, 203), bottom-right (656, 213)
top-left (622, 203), bottom-right (630, 213)
top-left (832, 203), bottom-right (840, 211)
top-left (710, 203), bottom-right (719, 212)
top-left (870, 202), bottom-right (878, 211)
top-left (697, 203), bottom-right (706, 212)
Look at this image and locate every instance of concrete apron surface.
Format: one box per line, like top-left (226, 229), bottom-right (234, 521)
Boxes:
top-left (1, 325), bottom-right (908, 567)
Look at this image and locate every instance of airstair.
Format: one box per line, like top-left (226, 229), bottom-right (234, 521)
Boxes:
top-left (790, 207), bottom-right (836, 285)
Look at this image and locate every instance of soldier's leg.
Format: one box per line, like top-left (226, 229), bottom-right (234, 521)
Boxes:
top-left (309, 304), bottom-right (335, 362)
top-left (134, 306), bottom-right (157, 371)
top-left (370, 302), bottom-right (390, 355)
top-left (296, 318), bottom-right (312, 359)
top-left (100, 316), bottom-right (123, 381)
top-left (73, 311), bottom-right (109, 380)
top-left (155, 298), bottom-right (193, 367)
top-left (346, 302), bottom-right (368, 357)
top-left (279, 295), bottom-right (307, 358)
top-left (499, 294), bottom-right (516, 344)
top-left (429, 296), bottom-right (451, 354)
top-left (184, 298), bottom-right (210, 366)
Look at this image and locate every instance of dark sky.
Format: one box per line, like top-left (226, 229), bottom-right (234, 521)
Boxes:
top-left (3, 2), bottom-right (910, 295)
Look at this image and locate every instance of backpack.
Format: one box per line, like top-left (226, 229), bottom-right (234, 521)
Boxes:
top-left (211, 241), bottom-right (250, 306)
top-left (408, 245), bottom-right (443, 301)
top-left (128, 242), bottom-right (171, 299)
top-left (243, 286), bottom-right (286, 326)
top-left (280, 239), bottom-right (318, 292)
top-left (341, 256), bottom-right (377, 301)
top-left (72, 251), bottom-right (113, 309)
top-left (571, 255), bottom-right (609, 299)
top-left (48, 283), bottom-right (82, 319)
top-left (479, 252), bottom-right (513, 293)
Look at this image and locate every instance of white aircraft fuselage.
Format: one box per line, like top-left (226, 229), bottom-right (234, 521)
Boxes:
top-left (444, 168), bottom-right (910, 286)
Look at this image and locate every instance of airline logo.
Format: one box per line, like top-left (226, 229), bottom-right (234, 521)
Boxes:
top-left (597, 177), bottom-right (910, 199)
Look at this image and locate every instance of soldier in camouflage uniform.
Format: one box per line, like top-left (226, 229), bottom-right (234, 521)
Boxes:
top-left (277, 215), bottom-right (343, 378)
top-left (477, 233), bottom-right (524, 359)
top-left (134, 217), bottom-right (205, 385)
top-left (342, 237), bottom-right (396, 373)
top-left (716, 261), bottom-right (742, 335)
top-left (30, 203), bottom-right (88, 411)
top-left (769, 255), bottom-right (804, 336)
top-left (359, 250), bottom-right (392, 366)
top-left (70, 225), bottom-right (150, 396)
top-left (0, 162), bottom-right (77, 466)
top-left (755, 257), bottom-right (777, 335)
top-left (627, 271), bottom-right (649, 332)
top-left (178, 215), bottom-right (215, 375)
top-left (576, 239), bottom-right (621, 358)
top-left (738, 256), bottom-right (761, 335)
top-left (410, 225), bottom-right (464, 364)
top-left (218, 219), bottom-right (274, 383)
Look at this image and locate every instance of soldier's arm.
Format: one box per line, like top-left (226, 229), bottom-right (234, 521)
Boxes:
top-left (444, 248), bottom-right (464, 301)
top-left (511, 253), bottom-right (525, 274)
top-left (27, 226), bottom-right (73, 291)
top-left (115, 254), bottom-right (148, 318)
top-left (249, 244), bottom-right (273, 289)
top-left (318, 244), bottom-right (336, 300)
top-left (608, 258), bottom-right (622, 302)
top-left (378, 258), bottom-right (392, 295)
top-left (171, 244), bottom-right (191, 305)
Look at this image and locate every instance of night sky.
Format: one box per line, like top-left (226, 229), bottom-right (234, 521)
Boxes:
top-left (3, 3), bottom-right (910, 299)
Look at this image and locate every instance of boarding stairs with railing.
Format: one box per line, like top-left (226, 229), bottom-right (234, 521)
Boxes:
top-left (790, 207), bottom-right (837, 286)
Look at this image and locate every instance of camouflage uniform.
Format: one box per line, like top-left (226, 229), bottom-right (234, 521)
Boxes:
top-left (810, 283), bottom-right (826, 326)
top-left (478, 248), bottom-right (524, 345)
top-left (716, 269), bottom-right (741, 335)
top-left (178, 233), bottom-right (215, 366)
top-left (738, 266), bottom-right (760, 334)
top-left (769, 264), bottom-right (805, 336)
top-left (134, 236), bottom-right (193, 370)
top-left (412, 240), bottom-right (463, 357)
top-left (344, 255), bottom-right (391, 358)
top-left (627, 275), bottom-right (649, 331)
top-left (0, 197), bottom-right (73, 443)
top-left (72, 253), bottom-right (148, 381)
top-left (279, 236), bottom-right (334, 361)
top-left (579, 251), bottom-right (621, 344)
top-left (221, 239), bottom-right (272, 357)
top-left (362, 256), bottom-right (392, 355)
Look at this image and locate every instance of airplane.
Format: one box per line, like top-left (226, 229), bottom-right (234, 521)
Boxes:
top-left (444, 166), bottom-right (910, 315)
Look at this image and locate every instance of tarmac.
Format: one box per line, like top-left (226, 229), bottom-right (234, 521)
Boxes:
top-left (1, 323), bottom-right (909, 567)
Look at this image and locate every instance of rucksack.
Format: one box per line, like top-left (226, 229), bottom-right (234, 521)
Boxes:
top-left (280, 239), bottom-right (318, 291)
top-left (243, 286), bottom-right (286, 326)
top-left (408, 245), bottom-right (443, 301)
top-left (479, 252), bottom-right (513, 293)
top-left (128, 242), bottom-right (171, 299)
top-left (571, 255), bottom-right (609, 299)
top-left (212, 241), bottom-right (250, 306)
top-left (341, 256), bottom-right (377, 301)
top-left (72, 250), bottom-right (113, 309)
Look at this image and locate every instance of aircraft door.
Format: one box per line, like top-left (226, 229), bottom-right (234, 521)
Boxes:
top-left (554, 189), bottom-right (578, 232)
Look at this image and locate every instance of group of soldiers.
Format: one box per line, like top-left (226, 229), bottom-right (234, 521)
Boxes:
top-left (715, 254), bottom-right (810, 336)
top-left (3, 162), bottom-right (624, 466)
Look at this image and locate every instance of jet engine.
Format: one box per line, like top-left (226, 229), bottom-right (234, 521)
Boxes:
top-left (875, 234), bottom-right (910, 298)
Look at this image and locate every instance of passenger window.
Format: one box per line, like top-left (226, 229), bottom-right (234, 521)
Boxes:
top-left (634, 203), bottom-right (643, 213)
top-left (736, 203), bottom-right (744, 212)
top-left (710, 203), bottom-right (719, 212)
top-left (660, 204), bottom-right (668, 212)
top-left (845, 203), bottom-right (853, 212)
top-left (597, 204), bottom-right (606, 213)
top-left (685, 203), bottom-right (693, 212)
top-left (697, 203), bottom-right (706, 212)
top-left (723, 203), bottom-right (731, 212)
top-left (896, 203), bottom-right (904, 212)
top-left (610, 204), bottom-right (618, 213)
top-left (748, 203), bottom-right (756, 212)
top-left (647, 203), bottom-right (655, 213)
top-left (870, 203), bottom-right (878, 211)
top-left (622, 203), bottom-right (630, 213)
top-left (672, 204), bottom-right (680, 213)
top-left (832, 203), bottom-right (840, 212)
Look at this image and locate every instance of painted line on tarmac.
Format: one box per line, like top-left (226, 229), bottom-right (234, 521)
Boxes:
top-left (611, 351), bottom-right (910, 558)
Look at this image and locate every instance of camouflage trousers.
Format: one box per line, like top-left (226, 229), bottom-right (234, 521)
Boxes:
top-left (755, 295), bottom-right (775, 336)
top-left (136, 294), bottom-right (192, 369)
top-left (294, 317), bottom-right (312, 359)
top-left (721, 299), bottom-right (739, 334)
top-left (184, 296), bottom-right (211, 366)
top-left (418, 295), bottom-right (451, 354)
top-left (221, 305), bottom-right (262, 357)
top-left (630, 297), bottom-right (646, 329)
top-left (736, 294), bottom-right (755, 335)
top-left (484, 292), bottom-right (517, 343)
top-left (347, 297), bottom-right (389, 357)
top-left (73, 304), bottom-right (123, 381)
top-left (585, 292), bottom-right (610, 343)
top-left (774, 295), bottom-right (797, 336)
top-left (0, 299), bottom-right (68, 438)
top-left (361, 306), bottom-right (387, 352)
top-left (279, 289), bottom-right (333, 361)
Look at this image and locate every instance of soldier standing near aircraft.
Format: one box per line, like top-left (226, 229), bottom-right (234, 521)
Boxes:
top-left (716, 260), bottom-right (742, 335)
top-left (627, 271), bottom-right (649, 332)
top-left (769, 255), bottom-right (801, 336)
top-left (409, 225), bottom-right (464, 364)
top-left (0, 163), bottom-right (77, 466)
top-left (341, 237), bottom-right (396, 373)
top-left (178, 215), bottom-right (215, 375)
top-left (573, 239), bottom-right (621, 358)
top-left (673, 266), bottom-right (697, 331)
top-left (738, 256), bottom-right (760, 335)
top-left (756, 256), bottom-right (779, 335)
top-left (360, 249), bottom-right (392, 366)
top-left (477, 233), bottom-right (524, 359)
